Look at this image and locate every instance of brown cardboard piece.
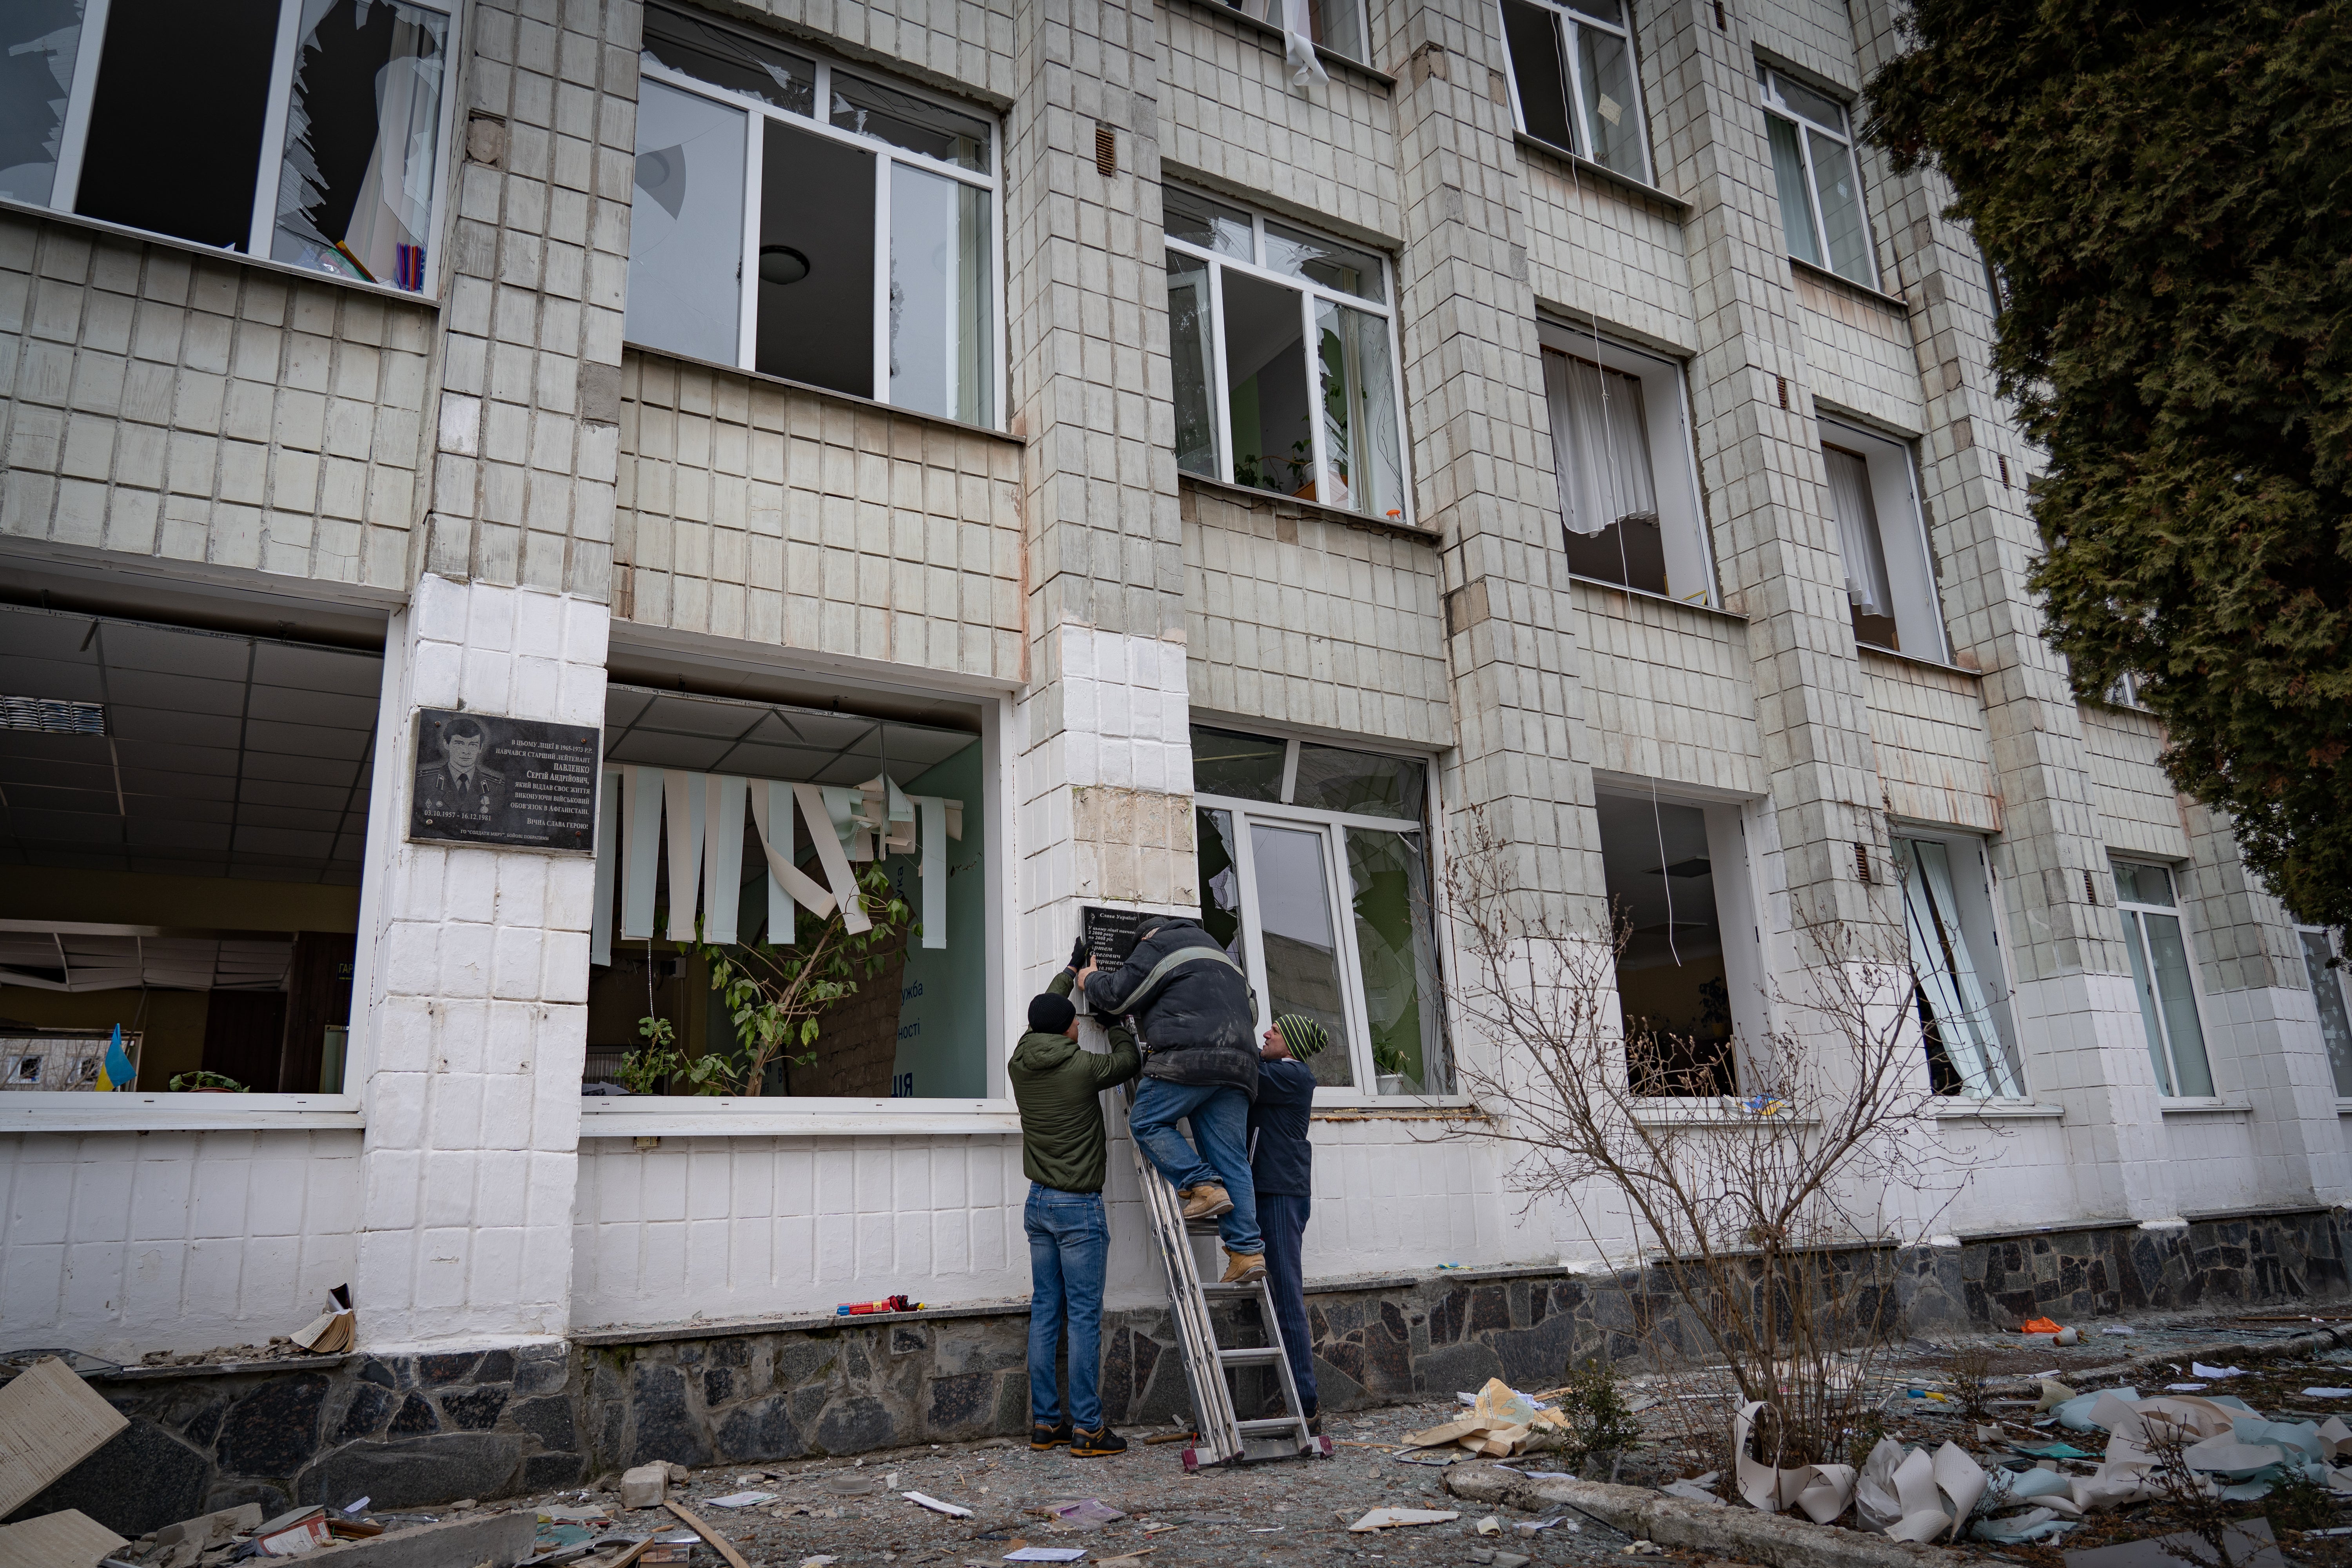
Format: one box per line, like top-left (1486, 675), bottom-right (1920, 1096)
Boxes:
top-left (0, 1507), bottom-right (127, 1568)
top-left (0, 1356), bottom-right (130, 1517)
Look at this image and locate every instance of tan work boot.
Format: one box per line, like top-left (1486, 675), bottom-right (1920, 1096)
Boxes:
top-left (1178, 1184), bottom-right (1234, 1220)
top-left (1221, 1249), bottom-right (1267, 1284)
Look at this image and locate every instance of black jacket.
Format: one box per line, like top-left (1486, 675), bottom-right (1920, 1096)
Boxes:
top-left (1247, 1056), bottom-right (1316, 1197)
top-left (1081, 917), bottom-right (1258, 1095)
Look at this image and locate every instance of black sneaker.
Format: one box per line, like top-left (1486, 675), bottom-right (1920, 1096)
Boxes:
top-left (1071, 1425), bottom-right (1128, 1457)
top-left (1030, 1419), bottom-right (1072, 1451)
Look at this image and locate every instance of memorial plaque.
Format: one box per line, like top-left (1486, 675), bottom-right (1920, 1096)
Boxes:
top-left (1078, 906), bottom-right (1148, 970)
top-left (408, 708), bottom-right (601, 852)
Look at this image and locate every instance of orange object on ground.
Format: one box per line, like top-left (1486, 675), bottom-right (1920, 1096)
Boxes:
top-left (2020, 1316), bottom-right (2064, 1334)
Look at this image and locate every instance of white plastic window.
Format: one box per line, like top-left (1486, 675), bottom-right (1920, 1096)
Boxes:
top-left (1191, 725), bottom-right (1448, 1099)
top-left (626, 3), bottom-right (1003, 427)
top-left (1539, 326), bottom-right (1714, 605)
top-left (1896, 835), bottom-right (2023, 1098)
top-left (1759, 64), bottom-right (1877, 288)
top-left (1822, 421), bottom-right (1949, 661)
top-left (0, 0), bottom-right (458, 296)
top-left (2111, 857), bottom-right (2215, 1099)
top-left (1497, 0), bottom-right (1651, 182)
top-left (2298, 927), bottom-right (2352, 1098)
top-left (1220, 0), bottom-right (1370, 64)
top-left (1165, 186), bottom-right (1412, 526)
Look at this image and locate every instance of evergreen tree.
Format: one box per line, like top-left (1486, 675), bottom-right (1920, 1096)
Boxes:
top-left (1866, 2), bottom-right (2352, 928)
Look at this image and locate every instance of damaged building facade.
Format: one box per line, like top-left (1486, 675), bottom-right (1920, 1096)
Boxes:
top-left (2, 0), bottom-right (2350, 1515)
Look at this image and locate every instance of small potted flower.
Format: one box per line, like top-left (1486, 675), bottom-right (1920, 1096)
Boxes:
top-left (170, 1071), bottom-right (246, 1094)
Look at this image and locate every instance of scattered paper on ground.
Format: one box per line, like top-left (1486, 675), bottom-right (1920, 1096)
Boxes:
top-left (905, 1492), bottom-right (974, 1517)
top-left (1349, 1507), bottom-right (1461, 1532)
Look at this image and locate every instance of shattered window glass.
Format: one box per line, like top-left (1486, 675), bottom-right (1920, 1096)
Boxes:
top-left (828, 70), bottom-right (989, 173)
top-left (0, 0), bottom-right (85, 207)
top-left (641, 1), bottom-right (813, 116)
top-left (271, 0), bottom-right (451, 291)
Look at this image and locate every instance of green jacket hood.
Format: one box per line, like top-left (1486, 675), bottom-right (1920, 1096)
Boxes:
top-left (1011, 1030), bottom-right (1081, 1073)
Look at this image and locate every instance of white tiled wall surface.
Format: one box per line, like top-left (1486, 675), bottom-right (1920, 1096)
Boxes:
top-left (0, 1131), bottom-right (361, 1363)
top-left (1519, 161), bottom-right (1697, 352)
top-left (723, 0), bottom-right (1018, 101)
top-left (1744, 0), bottom-right (1866, 89)
top-left (0, 212), bottom-right (428, 587)
top-left (1572, 584), bottom-right (1764, 795)
top-left (615, 352), bottom-right (1025, 680)
top-left (1183, 486), bottom-right (1452, 750)
top-left (2079, 704), bottom-right (2191, 860)
top-left (1158, 6), bottom-right (1403, 241)
top-left (1861, 652), bottom-right (1999, 834)
top-left (1795, 276), bottom-right (1925, 436)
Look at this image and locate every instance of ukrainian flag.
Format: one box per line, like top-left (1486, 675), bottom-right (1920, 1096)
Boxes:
top-left (94, 1025), bottom-right (135, 1092)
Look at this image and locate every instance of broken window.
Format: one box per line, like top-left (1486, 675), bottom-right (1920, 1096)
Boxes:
top-left (1217, 0), bottom-right (1370, 65)
top-left (626, 4), bottom-right (1000, 426)
top-left (1822, 422), bottom-right (1948, 659)
top-left (2111, 857), bottom-right (2215, 1099)
top-left (586, 684), bottom-right (991, 1101)
top-left (1499, 0), bottom-right (1651, 181)
top-left (2297, 927), bottom-right (2352, 1099)
top-left (1192, 724), bottom-right (1448, 1097)
top-left (9, 0), bottom-right (456, 291)
top-left (1164, 186), bottom-right (1410, 524)
top-left (1594, 786), bottom-right (1766, 1096)
top-left (269, 0), bottom-right (451, 290)
top-left (1541, 329), bottom-right (1715, 604)
top-left (1895, 835), bottom-right (2022, 1098)
top-left (1760, 65), bottom-right (1878, 287)
top-left (0, 601), bottom-right (382, 1096)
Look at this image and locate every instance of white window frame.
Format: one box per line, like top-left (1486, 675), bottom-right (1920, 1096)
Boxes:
top-left (1757, 63), bottom-right (1880, 290)
top-left (1163, 190), bottom-right (1416, 528)
top-left (631, 5), bottom-right (1007, 428)
top-left (1821, 416), bottom-right (1952, 663)
top-left (1537, 320), bottom-right (1717, 607)
top-left (2111, 857), bottom-right (2219, 1103)
top-left (1220, 0), bottom-right (1372, 65)
top-left (1893, 829), bottom-right (2026, 1100)
top-left (17, 0), bottom-right (465, 300)
top-left (2295, 924), bottom-right (2352, 1103)
top-left (1495, 0), bottom-right (1655, 185)
top-left (1192, 730), bottom-right (1453, 1104)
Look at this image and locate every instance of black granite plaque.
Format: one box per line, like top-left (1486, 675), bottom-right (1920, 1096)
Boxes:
top-left (1078, 906), bottom-right (1147, 970)
top-left (408, 709), bottom-right (600, 851)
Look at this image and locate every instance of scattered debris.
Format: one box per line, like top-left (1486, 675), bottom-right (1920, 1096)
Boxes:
top-left (662, 1501), bottom-right (752, 1568)
top-left (289, 1285), bottom-right (356, 1353)
top-left (1035, 1499), bottom-right (1123, 1530)
top-left (0, 1507), bottom-right (124, 1568)
top-left (1346, 1507), bottom-right (1460, 1532)
top-left (620, 1464), bottom-right (670, 1508)
top-left (1002, 1550), bottom-right (1086, 1564)
top-left (905, 1491), bottom-right (974, 1517)
top-left (700, 1492), bottom-right (777, 1508)
top-left (2060, 1515), bottom-right (2285, 1567)
top-left (0, 1354), bottom-right (129, 1516)
top-left (1398, 1378), bottom-right (1568, 1457)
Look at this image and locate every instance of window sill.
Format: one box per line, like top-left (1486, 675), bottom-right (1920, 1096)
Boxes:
top-left (1629, 1098), bottom-right (1819, 1129)
top-left (1178, 472), bottom-right (1436, 543)
top-left (1510, 134), bottom-right (1691, 217)
top-left (1569, 573), bottom-right (1743, 622)
top-left (621, 341), bottom-right (1025, 447)
top-left (579, 1098), bottom-right (1020, 1138)
top-left (1786, 254), bottom-right (1911, 316)
top-left (0, 1093), bottom-right (364, 1132)
top-left (1312, 1098), bottom-right (1485, 1120)
top-left (2337, 1100), bottom-right (2352, 1117)
top-left (0, 194), bottom-right (444, 309)
top-left (1166, 0), bottom-right (1397, 89)
top-left (1927, 1098), bottom-right (2063, 1121)
top-left (2159, 1099), bottom-right (2254, 1117)
top-left (1856, 642), bottom-right (1981, 681)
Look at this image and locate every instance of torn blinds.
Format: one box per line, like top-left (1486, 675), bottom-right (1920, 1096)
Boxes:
top-left (0, 0), bottom-right (85, 206)
top-left (271, 0), bottom-right (450, 290)
top-left (1543, 350), bottom-right (1656, 537)
top-left (1824, 444), bottom-right (1893, 617)
top-left (1898, 838), bottom-right (2020, 1098)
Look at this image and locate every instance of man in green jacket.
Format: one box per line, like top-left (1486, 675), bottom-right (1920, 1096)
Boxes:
top-left (1010, 963), bottom-right (1141, 1458)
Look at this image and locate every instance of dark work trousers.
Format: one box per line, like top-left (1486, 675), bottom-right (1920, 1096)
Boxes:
top-left (1257, 1191), bottom-right (1316, 1413)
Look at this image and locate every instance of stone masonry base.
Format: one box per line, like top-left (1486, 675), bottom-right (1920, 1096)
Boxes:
top-left (21, 1207), bottom-right (2346, 1536)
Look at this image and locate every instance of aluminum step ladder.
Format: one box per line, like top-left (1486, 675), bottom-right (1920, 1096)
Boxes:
top-left (1116, 1082), bottom-right (1331, 1471)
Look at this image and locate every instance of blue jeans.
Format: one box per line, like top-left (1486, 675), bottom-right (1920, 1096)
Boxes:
top-left (1259, 1191), bottom-right (1317, 1412)
top-left (1129, 1078), bottom-right (1262, 1254)
top-left (1025, 1183), bottom-right (1109, 1431)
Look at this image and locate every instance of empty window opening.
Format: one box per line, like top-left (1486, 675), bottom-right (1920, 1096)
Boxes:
top-left (1822, 421), bottom-right (1948, 659)
top-left (588, 683), bottom-right (989, 1100)
top-left (1542, 329), bottom-right (1715, 605)
top-left (0, 602), bottom-right (381, 1095)
top-left (1192, 724), bottom-right (1448, 1097)
top-left (1595, 788), bottom-right (1765, 1096)
top-left (757, 120), bottom-right (876, 397)
top-left (2111, 857), bottom-right (2214, 1098)
top-left (1895, 835), bottom-right (2022, 1098)
top-left (1497, 0), bottom-right (1651, 182)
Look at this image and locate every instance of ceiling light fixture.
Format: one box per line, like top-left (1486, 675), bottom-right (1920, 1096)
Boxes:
top-left (759, 244), bottom-right (811, 285)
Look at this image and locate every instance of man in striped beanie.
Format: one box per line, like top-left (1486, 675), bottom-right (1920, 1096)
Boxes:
top-left (1249, 1013), bottom-right (1326, 1430)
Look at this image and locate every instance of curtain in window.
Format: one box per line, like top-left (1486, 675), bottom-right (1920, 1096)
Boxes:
top-left (1823, 445), bottom-right (1893, 617)
top-left (1898, 839), bottom-right (2020, 1097)
top-left (1543, 350), bottom-right (1655, 538)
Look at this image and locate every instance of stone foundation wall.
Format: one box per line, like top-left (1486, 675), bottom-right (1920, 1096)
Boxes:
top-left (22, 1207), bottom-right (2347, 1537)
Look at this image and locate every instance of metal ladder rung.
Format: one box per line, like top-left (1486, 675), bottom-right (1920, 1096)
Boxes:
top-left (1216, 1346), bottom-right (1283, 1366)
top-left (1197, 1281), bottom-right (1258, 1298)
top-left (1237, 1416), bottom-right (1305, 1435)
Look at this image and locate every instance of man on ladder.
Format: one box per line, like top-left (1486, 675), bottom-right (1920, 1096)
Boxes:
top-left (1079, 913), bottom-right (1266, 1283)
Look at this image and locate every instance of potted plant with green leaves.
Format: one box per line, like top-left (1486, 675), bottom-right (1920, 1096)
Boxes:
top-left (170, 1070), bottom-right (245, 1093)
top-left (1373, 1039), bottom-right (1411, 1096)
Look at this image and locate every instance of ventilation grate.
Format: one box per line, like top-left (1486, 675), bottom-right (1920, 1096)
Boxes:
top-left (1854, 842), bottom-right (1873, 884)
top-left (1094, 123), bottom-right (1116, 176)
top-left (1776, 374), bottom-right (1789, 410)
top-left (0, 695), bottom-right (105, 735)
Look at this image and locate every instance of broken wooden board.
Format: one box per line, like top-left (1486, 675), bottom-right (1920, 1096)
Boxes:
top-left (0, 1507), bottom-right (127, 1568)
top-left (0, 1357), bottom-right (129, 1517)
top-left (1400, 1416), bottom-right (1484, 1448)
top-left (663, 1501), bottom-right (751, 1568)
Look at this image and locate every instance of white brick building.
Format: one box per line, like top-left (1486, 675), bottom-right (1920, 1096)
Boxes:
top-left (2, 0), bottom-right (2348, 1388)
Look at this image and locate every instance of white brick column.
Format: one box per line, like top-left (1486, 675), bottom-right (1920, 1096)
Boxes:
top-left (351, 573), bottom-right (605, 1348)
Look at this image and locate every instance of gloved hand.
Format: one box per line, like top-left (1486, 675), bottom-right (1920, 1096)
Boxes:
top-left (1069, 935), bottom-right (1090, 972)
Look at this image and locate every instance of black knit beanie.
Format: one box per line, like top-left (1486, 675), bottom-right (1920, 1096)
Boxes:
top-left (1029, 992), bottom-right (1078, 1034)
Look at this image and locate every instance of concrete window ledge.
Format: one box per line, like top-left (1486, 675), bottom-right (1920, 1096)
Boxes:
top-left (0, 1093), bottom-right (364, 1133)
top-left (1927, 1099), bottom-right (2064, 1121)
top-left (579, 1102), bottom-right (1020, 1138)
top-left (2160, 1099), bottom-right (2256, 1117)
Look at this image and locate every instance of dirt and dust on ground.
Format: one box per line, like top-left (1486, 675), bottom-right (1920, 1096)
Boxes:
top-left (464, 1305), bottom-right (2352, 1567)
